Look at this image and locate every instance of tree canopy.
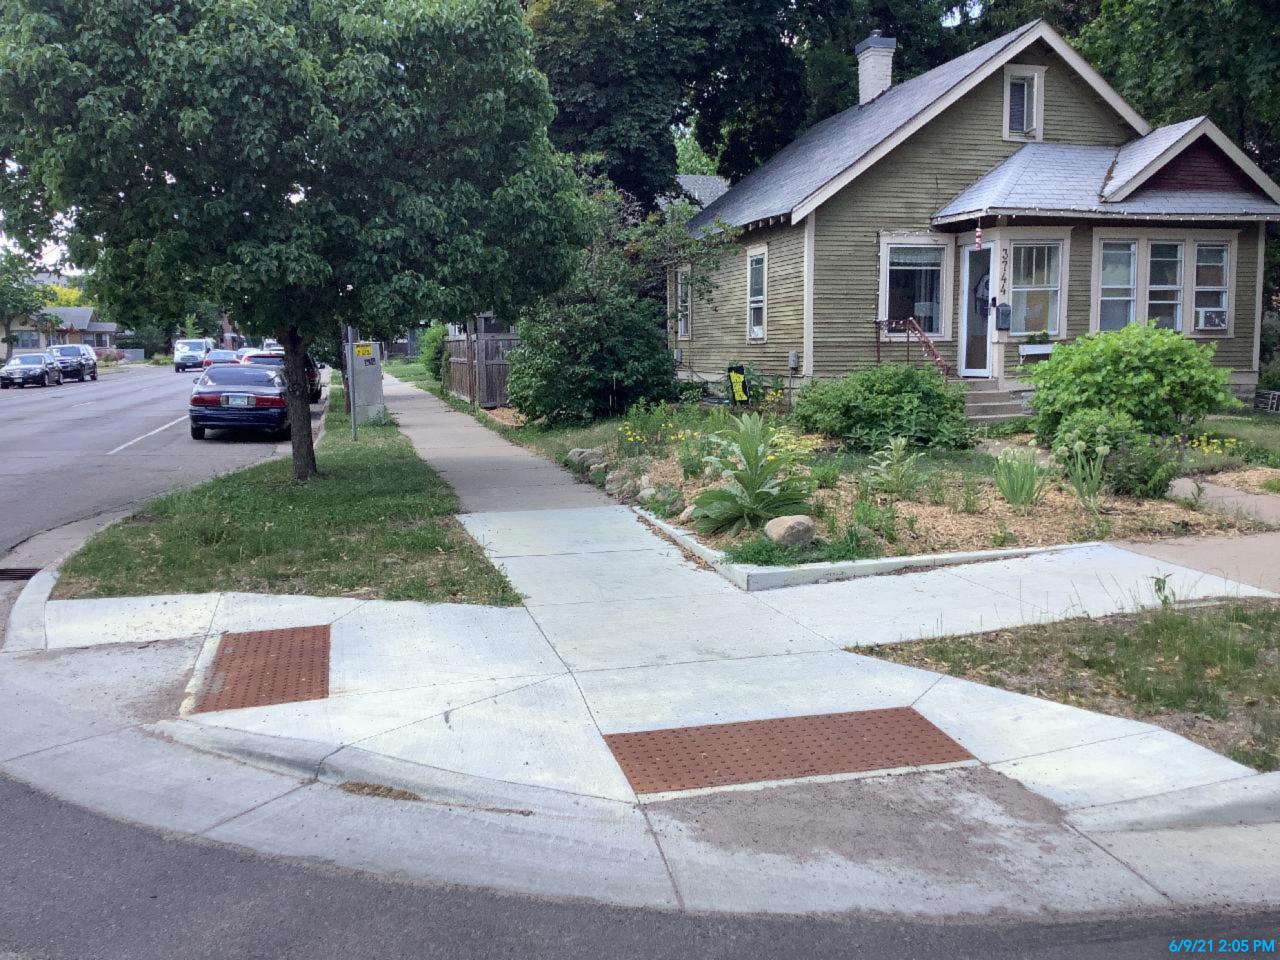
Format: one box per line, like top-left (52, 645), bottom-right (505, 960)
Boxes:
top-left (0, 252), bottom-right (52, 359)
top-left (1, 0), bottom-right (584, 478)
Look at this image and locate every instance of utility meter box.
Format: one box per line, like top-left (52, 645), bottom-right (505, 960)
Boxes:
top-left (351, 341), bottom-right (386, 424)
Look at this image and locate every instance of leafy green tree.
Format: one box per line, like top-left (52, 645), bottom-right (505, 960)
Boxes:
top-left (1, 0), bottom-right (582, 479)
top-left (1078, 0), bottom-right (1280, 306)
top-left (674, 128), bottom-right (718, 176)
top-left (527, 0), bottom-right (701, 207)
top-left (507, 175), bottom-right (733, 421)
top-left (1079, 0), bottom-right (1279, 183)
top-left (0, 253), bottom-right (52, 359)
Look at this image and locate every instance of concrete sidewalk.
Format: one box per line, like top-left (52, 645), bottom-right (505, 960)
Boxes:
top-left (2, 377), bottom-right (1279, 916)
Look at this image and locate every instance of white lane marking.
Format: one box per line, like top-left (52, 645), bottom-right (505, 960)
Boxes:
top-left (107, 416), bottom-right (187, 455)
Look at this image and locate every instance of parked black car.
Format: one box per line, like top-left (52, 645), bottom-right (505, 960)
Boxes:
top-left (49, 344), bottom-right (98, 382)
top-left (0, 353), bottom-right (64, 388)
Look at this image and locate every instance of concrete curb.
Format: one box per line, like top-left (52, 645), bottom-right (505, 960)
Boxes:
top-left (3, 567), bottom-right (58, 652)
top-left (637, 508), bottom-right (1099, 591)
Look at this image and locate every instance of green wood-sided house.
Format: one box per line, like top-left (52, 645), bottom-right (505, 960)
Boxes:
top-left (671, 20), bottom-right (1280, 412)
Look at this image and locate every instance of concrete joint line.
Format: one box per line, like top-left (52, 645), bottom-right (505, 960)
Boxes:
top-left (569, 647), bottom-right (838, 678)
top-left (1064, 819), bottom-right (1177, 905)
top-left (0, 721), bottom-right (141, 767)
top-left (338, 673), bottom-right (569, 752)
top-left (196, 782), bottom-right (311, 839)
top-left (638, 803), bottom-right (687, 911)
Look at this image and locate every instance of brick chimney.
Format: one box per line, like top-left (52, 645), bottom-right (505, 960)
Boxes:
top-left (855, 29), bottom-right (897, 105)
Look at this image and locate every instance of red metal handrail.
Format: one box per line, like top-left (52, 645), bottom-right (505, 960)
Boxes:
top-left (873, 317), bottom-right (952, 379)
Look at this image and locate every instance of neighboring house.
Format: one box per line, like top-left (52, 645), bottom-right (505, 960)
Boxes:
top-left (12, 306), bottom-right (118, 352)
top-left (656, 174), bottom-right (731, 213)
top-left (671, 19), bottom-right (1280, 398)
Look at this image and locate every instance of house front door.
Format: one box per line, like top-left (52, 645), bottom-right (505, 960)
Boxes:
top-left (961, 246), bottom-right (992, 377)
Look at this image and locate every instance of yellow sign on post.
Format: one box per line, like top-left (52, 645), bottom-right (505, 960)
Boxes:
top-left (354, 342), bottom-right (374, 358)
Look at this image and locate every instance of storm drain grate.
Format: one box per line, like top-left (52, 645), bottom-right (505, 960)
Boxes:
top-left (0, 568), bottom-right (41, 582)
top-left (193, 625), bottom-right (330, 713)
top-left (604, 707), bottom-right (973, 795)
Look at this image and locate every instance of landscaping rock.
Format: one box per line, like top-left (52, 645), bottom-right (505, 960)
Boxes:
top-left (566, 447), bottom-right (606, 468)
top-left (638, 473), bottom-right (652, 489)
top-left (678, 504), bottom-right (698, 524)
top-left (636, 487), bottom-right (657, 502)
top-left (764, 515), bottom-right (816, 548)
top-left (604, 470), bottom-right (636, 498)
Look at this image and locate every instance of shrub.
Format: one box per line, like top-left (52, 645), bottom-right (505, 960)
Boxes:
top-left (792, 363), bottom-right (968, 450)
top-left (418, 324), bottom-right (449, 381)
top-left (1052, 408), bottom-right (1142, 454)
top-left (691, 413), bottom-right (814, 535)
top-left (1106, 436), bottom-right (1180, 499)
top-left (1259, 361), bottom-right (1280, 393)
top-left (993, 450), bottom-right (1049, 511)
top-left (1030, 323), bottom-right (1232, 440)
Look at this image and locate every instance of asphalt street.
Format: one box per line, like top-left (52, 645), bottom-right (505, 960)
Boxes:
top-left (0, 364), bottom-right (292, 554)
top-left (1, 365), bottom-right (1277, 958)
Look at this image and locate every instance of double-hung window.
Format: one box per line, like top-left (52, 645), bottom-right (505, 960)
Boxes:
top-left (746, 247), bottom-right (766, 340)
top-left (1147, 242), bottom-right (1183, 330)
top-left (15, 330), bottom-right (41, 349)
top-left (1010, 242), bottom-right (1061, 335)
top-left (675, 266), bottom-right (691, 339)
top-left (1193, 244), bottom-right (1229, 330)
top-left (1003, 65), bottom-right (1045, 141)
top-left (1098, 241), bottom-right (1136, 331)
top-left (1092, 232), bottom-right (1233, 334)
top-left (886, 246), bottom-right (944, 334)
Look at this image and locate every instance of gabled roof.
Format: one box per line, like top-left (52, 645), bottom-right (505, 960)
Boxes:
top-left (1103, 116), bottom-right (1280, 203)
top-left (42, 306), bottom-right (97, 330)
top-left (933, 125), bottom-right (1280, 223)
top-left (689, 19), bottom-right (1149, 234)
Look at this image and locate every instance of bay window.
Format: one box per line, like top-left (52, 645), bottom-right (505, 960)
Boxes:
top-left (1010, 242), bottom-right (1061, 335)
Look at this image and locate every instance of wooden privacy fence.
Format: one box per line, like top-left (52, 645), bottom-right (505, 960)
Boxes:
top-left (442, 333), bottom-right (519, 408)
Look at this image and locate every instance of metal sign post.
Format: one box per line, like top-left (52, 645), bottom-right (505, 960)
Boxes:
top-left (345, 324), bottom-right (358, 441)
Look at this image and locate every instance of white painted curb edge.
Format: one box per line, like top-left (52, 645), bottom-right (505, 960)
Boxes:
top-left (636, 508), bottom-right (1100, 592)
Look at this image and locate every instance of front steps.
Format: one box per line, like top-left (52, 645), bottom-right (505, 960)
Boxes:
top-left (952, 379), bottom-right (1032, 424)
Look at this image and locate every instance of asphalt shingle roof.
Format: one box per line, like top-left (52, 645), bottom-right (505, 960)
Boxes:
top-left (42, 306), bottom-right (96, 331)
top-left (934, 130), bottom-right (1280, 220)
top-left (675, 174), bottom-right (730, 208)
top-left (688, 20), bottom-right (1042, 233)
top-left (1105, 116), bottom-right (1201, 197)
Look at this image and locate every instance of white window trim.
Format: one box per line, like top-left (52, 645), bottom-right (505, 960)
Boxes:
top-left (1193, 242), bottom-right (1230, 333)
top-left (1146, 240), bottom-right (1185, 331)
top-left (1098, 239), bottom-right (1139, 330)
top-left (746, 244), bottom-right (767, 343)
top-left (1090, 228), bottom-right (1238, 338)
top-left (876, 231), bottom-right (955, 341)
top-left (995, 226), bottom-right (1072, 340)
top-left (675, 264), bottom-right (691, 340)
top-left (1002, 64), bottom-right (1047, 142)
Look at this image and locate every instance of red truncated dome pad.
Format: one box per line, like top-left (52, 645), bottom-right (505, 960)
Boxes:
top-left (604, 706), bottom-right (973, 795)
top-left (194, 625), bottom-right (330, 713)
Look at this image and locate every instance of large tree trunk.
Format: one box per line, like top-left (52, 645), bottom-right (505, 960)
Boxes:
top-left (2, 320), bottom-right (13, 360)
top-left (281, 326), bottom-right (319, 481)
